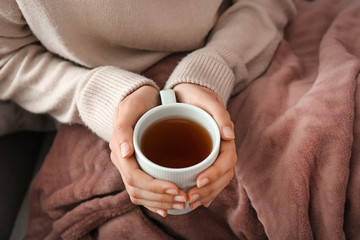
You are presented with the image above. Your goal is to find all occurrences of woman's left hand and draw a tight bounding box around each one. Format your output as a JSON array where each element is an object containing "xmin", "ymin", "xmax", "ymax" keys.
[{"xmin": 173, "ymin": 83, "xmax": 237, "ymax": 210}]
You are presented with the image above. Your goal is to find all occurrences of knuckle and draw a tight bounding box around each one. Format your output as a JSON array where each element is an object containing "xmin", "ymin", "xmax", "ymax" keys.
[
  {"xmin": 130, "ymin": 196, "xmax": 140, "ymax": 205},
  {"xmin": 109, "ymin": 139, "xmax": 116, "ymax": 151},
  {"xmin": 148, "ymin": 181, "xmax": 164, "ymax": 194},
  {"xmin": 213, "ymin": 109, "xmax": 231, "ymax": 126},
  {"xmin": 223, "ymin": 112, "xmax": 233, "ymax": 126},
  {"xmin": 230, "ymin": 154, "xmax": 237, "ymax": 165},
  {"xmin": 227, "ymin": 169, "xmax": 235, "ymax": 183},
  {"xmin": 159, "ymin": 194, "xmax": 172, "ymax": 203},
  {"xmin": 211, "ymin": 166, "xmax": 223, "ymax": 180},
  {"xmin": 123, "ymin": 173, "xmax": 134, "ymax": 186},
  {"xmin": 147, "ymin": 185, "xmax": 158, "ymax": 194},
  {"xmin": 113, "ymin": 125, "xmax": 128, "ymax": 136},
  {"xmin": 126, "ymin": 186, "xmax": 138, "ymax": 198},
  {"xmin": 157, "ymin": 202, "xmax": 173, "ymax": 210}
]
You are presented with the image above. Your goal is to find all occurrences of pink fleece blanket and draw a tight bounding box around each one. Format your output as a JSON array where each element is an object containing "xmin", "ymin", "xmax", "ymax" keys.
[{"xmin": 25, "ymin": 0, "xmax": 360, "ymax": 239}]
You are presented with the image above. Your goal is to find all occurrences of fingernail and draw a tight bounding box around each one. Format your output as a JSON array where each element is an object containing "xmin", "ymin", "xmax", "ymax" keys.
[
  {"xmin": 173, "ymin": 203, "xmax": 185, "ymax": 210},
  {"xmin": 204, "ymin": 200, "xmax": 213, "ymax": 208},
  {"xmin": 189, "ymin": 194, "xmax": 200, "ymax": 203},
  {"xmin": 120, "ymin": 142, "xmax": 131, "ymax": 158},
  {"xmin": 223, "ymin": 126, "xmax": 235, "ymax": 139},
  {"xmin": 197, "ymin": 178, "xmax": 209, "ymax": 188},
  {"xmin": 190, "ymin": 201, "xmax": 202, "ymax": 210},
  {"xmin": 165, "ymin": 189, "xmax": 178, "ymax": 195},
  {"xmin": 156, "ymin": 209, "xmax": 166, "ymax": 217},
  {"xmin": 174, "ymin": 195, "xmax": 186, "ymax": 202}
]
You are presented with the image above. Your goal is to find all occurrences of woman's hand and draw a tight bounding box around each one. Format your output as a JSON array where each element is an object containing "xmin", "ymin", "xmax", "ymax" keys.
[
  {"xmin": 109, "ymin": 86, "xmax": 187, "ymax": 217},
  {"xmin": 173, "ymin": 83, "xmax": 237, "ymax": 210}
]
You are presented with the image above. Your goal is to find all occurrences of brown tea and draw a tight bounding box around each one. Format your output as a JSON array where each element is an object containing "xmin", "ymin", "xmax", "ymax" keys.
[{"xmin": 140, "ymin": 117, "xmax": 213, "ymax": 168}]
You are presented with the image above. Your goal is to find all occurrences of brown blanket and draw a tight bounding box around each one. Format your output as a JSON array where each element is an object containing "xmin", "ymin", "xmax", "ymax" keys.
[{"xmin": 25, "ymin": 0, "xmax": 360, "ymax": 239}]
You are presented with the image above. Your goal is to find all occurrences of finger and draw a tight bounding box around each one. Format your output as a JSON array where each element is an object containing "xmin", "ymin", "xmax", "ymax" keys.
[
  {"xmin": 112, "ymin": 103, "xmax": 146, "ymax": 158},
  {"xmin": 122, "ymin": 165, "xmax": 181, "ymax": 195},
  {"xmin": 204, "ymin": 200, "xmax": 213, "ymax": 208},
  {"xmin": 196, "ymin": 98, "xmax": 235, "ymax": 141},
  {"xmin": 145, "ymin": 207, "xmax": 168, "ymax": 218},
  {"xmin": 130, "ymin": 194, "xmax": 187, "ymax": 211},
  {"xmin": 188, "ymin": 168, "xmax": 234, "ymax": 210},
  {"xmin": 111, "ymin": 152, "xmax": 187, "ymax": 209},
  {"xmin": 110, "ymin": 152, "xmax": 180, "ymax": 195},
  {"xmin": 126, "ymin": 185, "xmax": 187, "ymax": 205},
  {"xmin": 174, "ymin": 85, "xmax": 235, "ymax": 140},
  {"xmin": 112, "ymin": 86, "xmax": 159, "ymax": 158},
  {"xmin": 187, "ymin": 140, "xmax": 236, "ymax": 209},
  {"xmin": 111, "ymin": 151, "xmax": 188, "ymax": 212},
  {"xmin": 195, "ymin": 140, "xmax": 237, "ymax": 188},
  {"xmin": 190, "ymin": 167, "xmax": 234, "ymax": 202}
]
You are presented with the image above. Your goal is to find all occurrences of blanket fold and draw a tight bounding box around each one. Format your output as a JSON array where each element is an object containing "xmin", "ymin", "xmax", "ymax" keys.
[{"xmin": 25, "ymin": 0, "xmax": 360, "ymax": 239}]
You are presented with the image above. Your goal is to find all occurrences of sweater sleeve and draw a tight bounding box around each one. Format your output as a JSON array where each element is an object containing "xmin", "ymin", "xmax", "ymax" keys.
[
  {"xmin": 0, "ymin": 2, "xmax": 159, "ymax": 141},
  {"xmin": 165, "ymin": 0, "xmax": 296, "ymax": 105}
]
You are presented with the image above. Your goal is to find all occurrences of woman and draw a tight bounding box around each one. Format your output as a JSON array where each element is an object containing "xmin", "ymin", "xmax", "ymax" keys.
[{"xmin": 0, "ymin": 0, "xmax": 295, "ymax": 217}]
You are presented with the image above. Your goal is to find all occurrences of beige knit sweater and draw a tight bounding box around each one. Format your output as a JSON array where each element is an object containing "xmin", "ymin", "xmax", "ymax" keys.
[{"xmin": 0, "ymin": 0, "xmax": 295, "ymax": 141}]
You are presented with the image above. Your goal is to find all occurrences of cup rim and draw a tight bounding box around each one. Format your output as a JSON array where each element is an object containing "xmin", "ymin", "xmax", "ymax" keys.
[{"xmin": 133, "ymin": 102, "xmax": 221, "ymax": 173}]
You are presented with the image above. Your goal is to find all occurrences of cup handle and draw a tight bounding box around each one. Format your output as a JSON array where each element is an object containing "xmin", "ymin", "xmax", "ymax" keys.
[{"xmin": 160, "ymin": 89, "xmax": 177, "ymax": 105}]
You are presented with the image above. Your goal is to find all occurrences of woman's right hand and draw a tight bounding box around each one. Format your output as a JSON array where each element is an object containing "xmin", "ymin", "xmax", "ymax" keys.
[{"xmin": 109, "ymin": 86, "xmax": 187, "ymax": 217}]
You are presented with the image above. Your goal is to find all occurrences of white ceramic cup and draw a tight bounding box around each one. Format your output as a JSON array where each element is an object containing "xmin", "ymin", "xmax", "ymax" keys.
[{"xmin": 133, "ymin": 89, "xmax": 221, "ymax": 215}]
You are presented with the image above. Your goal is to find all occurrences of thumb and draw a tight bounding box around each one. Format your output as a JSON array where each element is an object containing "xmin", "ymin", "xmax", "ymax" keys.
[{"xmin": 110, "ymin": 86, "xmax": 159, "ymax": 159}]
